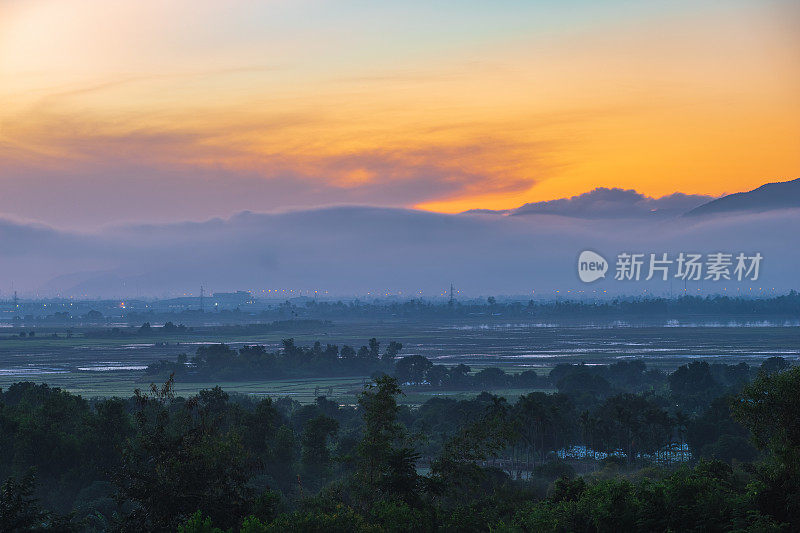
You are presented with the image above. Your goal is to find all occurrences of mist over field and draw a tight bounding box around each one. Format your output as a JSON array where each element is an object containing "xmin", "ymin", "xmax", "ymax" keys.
[{"xmin": 0, "ymin": 204, "xmax": 796, "ymax": 297}]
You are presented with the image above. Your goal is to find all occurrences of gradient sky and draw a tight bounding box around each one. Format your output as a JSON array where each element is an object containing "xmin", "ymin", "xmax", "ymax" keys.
[{"xmin": 1, "ymin": 0, "xmax": 798, "ymax": 229}]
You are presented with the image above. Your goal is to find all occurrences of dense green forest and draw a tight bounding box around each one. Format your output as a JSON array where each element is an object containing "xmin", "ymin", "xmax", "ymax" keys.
[{"xmin": 1, "ymin": 348, "xmax": 798, "ymax": 531}]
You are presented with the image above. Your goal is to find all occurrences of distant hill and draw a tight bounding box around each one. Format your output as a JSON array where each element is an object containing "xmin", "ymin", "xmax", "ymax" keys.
[{"xmin": 684, "ymin": 178, "xmax": 800, "ymax": 217}]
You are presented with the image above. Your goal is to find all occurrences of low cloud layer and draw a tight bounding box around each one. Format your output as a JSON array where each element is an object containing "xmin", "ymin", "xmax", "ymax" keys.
[
  {"xmin": 507, "ymin": 188, "xmax": 714, "ymax": 218},
  {"xmin": 0, "ymin": 205, "xmax": 797, "ymax": 298}
]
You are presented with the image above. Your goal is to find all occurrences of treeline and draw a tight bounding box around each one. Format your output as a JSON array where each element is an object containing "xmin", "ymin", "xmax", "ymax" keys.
[
  {"xmin": 14, "ymin": 291, "xmax": 800, "ymax": 327},
  {"xmin": 1, "ymin": 359, "xmax": 799, "ymax": 531},
  {"xmin": 145, "ymin": 338, "xmax": 403, "ymax": 380},
  {"xmin": 84, "ymin": 320, "xmax": 329, "ymax": 339},
  {"xmin": 285, "ymin": 291, "xmax": 800, "ymax": 320},
  {"xmin": 146, "ymin": 338, "xmax": 789, "ymax": 404}
]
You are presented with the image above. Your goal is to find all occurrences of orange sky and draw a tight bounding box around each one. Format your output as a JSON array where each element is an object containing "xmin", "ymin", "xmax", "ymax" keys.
[{"xmin": 0, "ymin": 0, "xmax": 798, "ymax": 226}]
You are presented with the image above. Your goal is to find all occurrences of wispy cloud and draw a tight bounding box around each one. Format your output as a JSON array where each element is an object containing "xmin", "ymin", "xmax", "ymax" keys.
[{"xmin": 0, "ymin": 100, "xmax": 563, "ymax": 227}]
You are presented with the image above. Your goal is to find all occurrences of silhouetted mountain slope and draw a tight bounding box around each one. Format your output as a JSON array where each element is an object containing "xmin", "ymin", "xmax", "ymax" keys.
[{"xmin": 684, "ymin": 178, "xmax": 800, "ymax": 217}]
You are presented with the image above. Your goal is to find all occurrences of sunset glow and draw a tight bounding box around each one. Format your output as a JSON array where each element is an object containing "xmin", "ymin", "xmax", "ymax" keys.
[{"xmin": 1, "ymin": 0, "xmax": 798, "ymax": 227}]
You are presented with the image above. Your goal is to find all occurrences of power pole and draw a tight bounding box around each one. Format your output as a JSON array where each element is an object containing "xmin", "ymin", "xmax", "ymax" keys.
[{"xmin": 200, "ymin": 285, "xmax": 204, "ymax": 313}]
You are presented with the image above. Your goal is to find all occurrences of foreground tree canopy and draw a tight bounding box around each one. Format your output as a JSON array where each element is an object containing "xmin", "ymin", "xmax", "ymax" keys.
[{"xmin": 0, "ymin": 355, "xmax": 798, "ymax": 531}]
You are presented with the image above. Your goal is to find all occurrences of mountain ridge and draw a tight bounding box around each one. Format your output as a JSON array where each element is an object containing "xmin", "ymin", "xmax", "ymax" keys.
[{"xmin": 684, "ymin": 178, "xmax": 800, "ymax": 217}]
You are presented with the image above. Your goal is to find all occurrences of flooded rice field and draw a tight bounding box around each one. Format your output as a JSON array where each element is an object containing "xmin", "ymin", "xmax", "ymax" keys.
[{"xmin": 0, "ymin": 319, "xmax": 796, "ymax": 398}]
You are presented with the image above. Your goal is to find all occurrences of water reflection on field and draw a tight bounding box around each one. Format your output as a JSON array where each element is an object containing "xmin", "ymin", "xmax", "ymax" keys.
[{"xmin": 0, "ymin": 319, "xmax": 796, "ymax": 398}]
